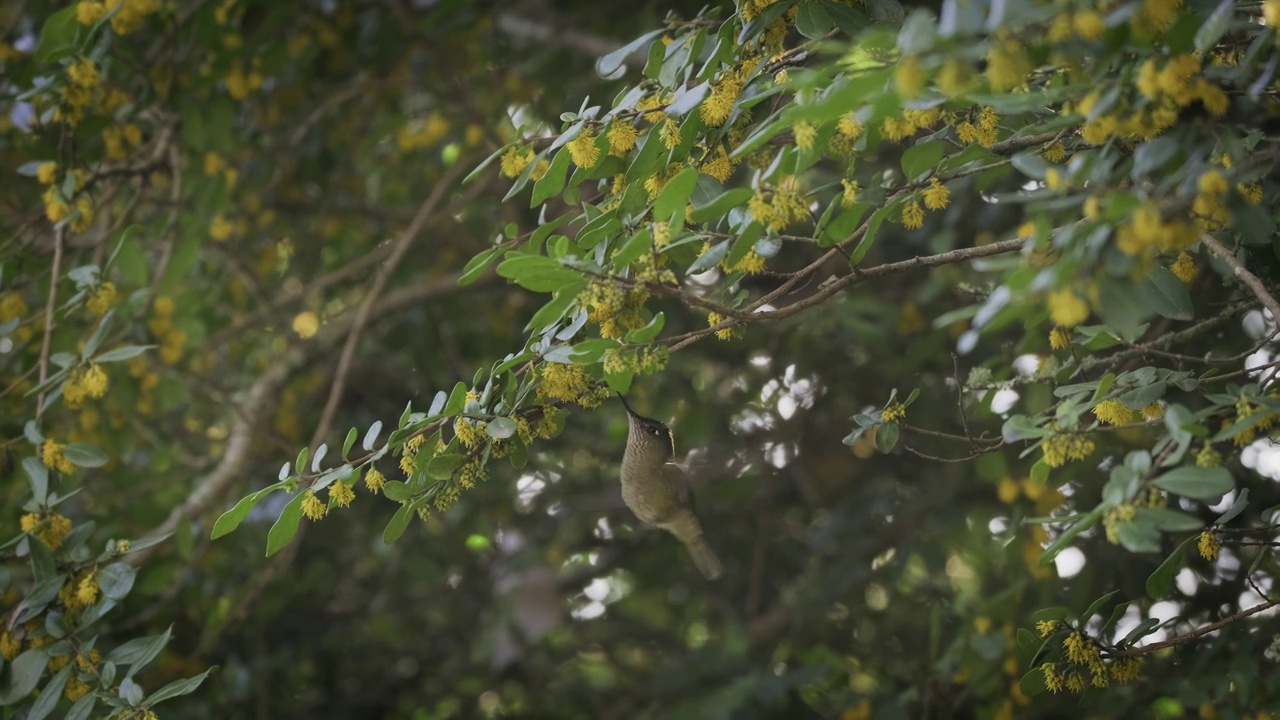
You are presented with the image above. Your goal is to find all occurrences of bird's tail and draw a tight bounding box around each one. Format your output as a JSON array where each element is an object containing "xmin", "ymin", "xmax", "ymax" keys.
[{"xmin": 663, "ymin": 514, "xmax": 724, "ymax": 580}]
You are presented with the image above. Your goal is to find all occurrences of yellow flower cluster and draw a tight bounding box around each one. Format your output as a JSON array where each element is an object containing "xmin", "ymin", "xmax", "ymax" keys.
[
  {"xmin": 20, "ymin": 511, "xmax": 74, "ymax": 550},
  {"xmin": 748, "ymin": 175, "xmax": 808, "ymax": 231},
  {"xmin": 1133, "ymin": 0, "xmax": 1184, "ymax": 36},
  {"xmin": 900, "ymin": 201, "xmax": 925, "ymax": 230},
  {"xmin": 77, "ymin": 0, "xmax": 159, "ymax": 35},
  {"xmin": 643, "ymin": 163, "xmax": 683, "ymax": 200},
  {"xmin": 101, "ymin": 123, "xmax": 143, "ymax": 160},
  {"xmin": 840, "ymin": 179, "xmax": 860, "ymax": 208},
  {"xmin": 1035, "ymin": 620, "xmax": 1060, "ymax": 638},
  {"xmin": 601, "ymin": 346, "xmax": 668, "ymax": 375},
  {"xmin": 923, "ymin": 177, "xmax": 950, "ymax": 210},
  {"xmin": 42, "ymin": 439, "xmax": 76, "ymax": 474},
  {"xmin": 536, "ymin": 362, "xmax": 609, "ymax": 408},
  {"xmin": 87, "ymin": 281, "xmax": 117, "ymax": 317},
  {"xmin": 1092, "ymin": 399, "xmax": 1136, "ymax": 426},
  {"xmin": 1197, "ymin": 530, "xmax": 1220, "ymax": 561},
  {"xmin": 792, "ymin": 121, "xmax": 816, "ymax": 150},
  {"xmin": 1047, "ymin": 288, "xmax": 1089, "ymax": 327},
  {"xmin": 1049, "ymin": 326, "xmax": 1070, "ymax": 350},
  {"xmin": 636, "ymin": 91, "xmax": 671, "ymax": 124},
  {"xmin": 1115, "ymin": 203, "xmax": 1198, "ymax": 259},
  {"xmin": 148, "ymin": 296, "xmax": 187, "ymax": 364},
  {"xmin": 1048, "ymin": 10, "xmax": 1106, "ymax": 42},
  {"xmin": 986, "ymin": 36, "xmax": 1031, "ymax": 91},
  {"xmin": 578, "ymin": 280, "xmax": 648, "ymax": 340},
  {"xmin": 937, "ymin": 59, "xmax": 972, "ymax": 97},
  {"xmin": 395, "ymin": 113, "xmax": 450, "ymax": 151},
  {"xmin": 500, "ymin": 145, "xmax": 536, "ymax": 178},
  {"xmin": 1196, "ymin": 443, "xmax": 1221, "ymax": 467},
  {"xmin": 895, "ymin": 55, "xmax": 924, "ymax": 98},
  {"xmin": 567, "ymin": 128, "xmax": 601, "ymax": 168},
  {"xmin": 955, "ymin": 106, "xmax": 1000, "ymax": 147},
  {"xmin": 607, "ymin": 121, "xmax": 639, "ymax": 156},
  {"xmin": 1193, "ymin": 169, "xmax": 1230, "ymax": 230},
  {"xmin": 64, "ymin": 364, "xmax": 109, "ymax": 408},
  {"xmin": 0, "ymin": 631, "xmax": 20, "ymax": 660},
  {"xmin": 454, "ymin": 417, "xmax": 488, "ymax": 449},
  {"xmin": 329, "ymin": 481, "xmax": 355, "ymax": 508},
  {"xmin": 1042, "ymin": 142, "xmax": 1067, "ymax": 163},
  {"xmin": 881, "ymin": 107, "xmax": 943, "ymax": 143},
  {"xmin": 699, "ymin": 144, "xmax": 737, "ymax": 183},
  {"xmin": 1040, "ymin": 429, "xmax": 1095, "ymax": 468},
  {"xmin": 364, "ymin": 467, "xmax": 386, "ymax": 492},
  {"xmin": 882, "ymin": 402, "xmax": 906, "ymax": 422},
  {"xmin": 1170, "ymin": 252, "xmax": 1197, "ymax": 283},
  {"xmin": 302, "ymin": 491, "xmax": 326, "ymax": 520},
  {"xmin": 57, "ymin": 568, "xmax": 99, "ymax": 615},
  {"xmin": 706, "ymin": 311, "xmax": 741, "ymax": 341},
  {"xmin": 457, "ymin": 457, "xmax": 487, "ymax": 490},
  {"xmin": 700, "ymin": 56, "xmax": 759, "ymax": 127}
]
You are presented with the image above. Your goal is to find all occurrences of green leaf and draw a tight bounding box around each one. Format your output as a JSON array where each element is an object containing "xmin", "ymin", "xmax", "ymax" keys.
[
  {"xmin": 612, "ymin": 228, "xmax": 652, "ymax": 269},
  {"xmin": 65, "ymin": 695, "xmax": 97, "ymax": 720},
  {"xmin": 1153, "ymin": 465, "xmax": 1234, "ymax": 501},
  {"xmin": 688, "ymin": 239, "xmax": 729, "ymax": 273},
  {"xmin": 1018, "ymin": 666, "xmax": 1046, "ymax": 698},
  {"xmin": 876, "ymin": 421, "xmax": 899, "ymax": 453},
  {"xmin": 531, "ymin": 149, "xmax": 571, "ymax": 207},
  {"xmin": 795, "ymin": 2, "xmax": 834, "ymax": 39},
  {"xmin": 901, "ymin": 140, "xmax": 945, "ymax": 181},
  {"xmin": 1216, "ymin": 487, "xmax": 1249, "ymax": 525},
  {"xmin": 822, "ymin": 203, "xmax": 870, "ymax": 245},
  {"xmin": 34, "ymin": 6, "xmax": 80, "ymax": 63},
  {"xmin": 1038, "ymin": 510, "xmax": 1101, "ymax": 566},
  {"xmin": 606, "ymin": 368, "xmax": 634, "ymax": 395},
  {"xmin": 62, "ymin": 442, "xmax": 108, "ymax": 468},
  {"xmin": 1079, "ymin": 589, "xmax": 1121, "ymax": 624},
  {"xmin": 596, "ymin": 28, "xmax": 666, "ymax": 76},
  {"xmin": 383, "ymin": 501, "xmax": 416, "ymax": 545},
  {"xmin": 486, "ymin": 417, "xmax": 517, "ymax": 439},
  {"xmin": 464, "ymin": 143, "xmax": 514, "ymax": 185},
  {"xmin": 82, "ymin": 310, "xmax": 113, "ymax": 359},
  {"xmin": 0, "ymin": 647, "xmax": 50, "ymax": 705},
  {"xmin": 105, "ymin": 626, "xmax": 172, "ymax": 677},
  {"xmin": 625, "ymin": 312, "xmax": 665, "ymax": 343},
  {"xmin": 1131, "ymin": 135, "xmax": 1180, "ymax": 178},
  {"xmin": 97, "ymin": 563, "xmax": 136, "ymax": 600},
  {"xmin": 1139, "ymin": 267, "xmax": 1193, "ymax": 321},
  {"xmin": 93, "ymin": 345, "xmax": 153, "ymax": 363},
  {"xmin": 496, "ymin": 254, "xmax": 580, "ymax": 292},
  {"xmin": 341, "ymin": 427, "xmax": 358, "ymax": 459},
  {"xmin": 27, "ymin": 665, "xmax": 71, "ymax": 720},
  {"xmin": 212, "ymin": 489, "xmax": 270, "ymax": 539},
  {"xmin": 265, "ymin": 493, "xmax": 306, "ymax": 557},
  {"xmin": 146, "ymin": 667, "xmax": 216, "ymax": 705},
  {"xmin": 1146, "ymin": 536, "xmax": 1193, "ymax": 599},
  {"xmin": 459, "ymin": 247, "xmax": 501, "ymax": 285},
  {"xmin": 654, "ymin": 167, "xmax": 700, "ymax": 221},
  {"xmin": 444, "ymin": 382, "xmax": 468, "ymax": 416},
  {"xmin": 690, "ymin": 188, "xmax": 752, "ymax": 224},
  {"xmin": 23, "ymin": 457, "xmax": 48, "ymax": 505},
  {"xmin": 849, "ymin": 204, "xmax": 890, "ymax": 266},
  {"xmin": 1115, "ymin": 515, "xmax": 1161, "ymax": 553},
  {"xmin": 363, "ymin": 420, "xmax": 384, "ymax": 451},
  {"xmin": 1138, "ymin": 507, "xmax": 1203, "ymax": 532},
  {"xmin": 1194, "ymin": 0, "xmax": 1234, "ymax": 53},
  {"xmin": 426, "ymin": 453, "xmax": 465, "ymax": 481}
]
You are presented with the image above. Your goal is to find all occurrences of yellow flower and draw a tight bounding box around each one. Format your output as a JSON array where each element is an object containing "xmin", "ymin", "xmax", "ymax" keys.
[
  {"xmin": 567, "ymin": 127, "xmax": 601, "ymax": 168},
  {"xmin": 292, "ymin": 311, "xmax": 320, "ymax": 339},
  {"xmin": 1047, "ymin": 288, "xmax": 1088, "ymax": 328},
  {"xmin": 81, "ymin": 364, "xmax": 109, "ymax": 398},
  {"xmin": 537, "ymin": 362, "xmax": 609, "ymax": 408},
  {"xmin": 21, "ymin": 511, "xmax": 74, "ymax": 549},
  {"xmin": 67, "ymin": 57, "xmax": 100, "ymax": 89},
  {"xmin": 699, "ymin": 145, "xmax": 735, "ymax": 183},
  {"xmin": 997, "ymin": 477, "xmax": 1020, "ymax": 503},
  {"xmin": 836, "ymin": 113, "xmax": 864, "ymax": 140},
  {"xmin": 1073, "ymin": 11, "xmax": 1105, "ymax": 40},
  {"xmin": 1049, "ymin": 326, "xmax": 1070, "ymax": 349},
  {"xmin": 730, "ymin": 250, "xmax": 766, "ymax": 275},
  {"xmin": 1042, "ymin": 142, "xmax": 1067, "ymax": 163},
  {"xmin": 793, "ymin": 121, "xmax": 816, "ymax": 150},
  {"xmin": 499, "ymin": 146, "xmax": 533, "ymax": 178},
  {"xmin": 364, "ymin": 467, "xmax": 386, "ymax": 492},
  {"xmin": 895, "ymin": 55, "xmax": 924, "ymax": 98},
  {"xmin": 301, "ymin": 491, "xmax": 326, "ymax": 520},
  {"xmin": 0, "ymin": 291, "xmax": 29, "ymax": 322},
  {"xmin": 204, "ymin": 152, "xmax": 226, "ymax": 176},
  {"xmin": 329, "ymin": 481, "xmax": 355, "ymax": 508},
  {"xmin": 937, "ymin": 59, "xmax": 971, "ymax": 97},
  {"xmin": 209, "ymin": 213, "xmax": 235, "ymax": 241},
  {"xmin": 606, "ymin": 122, "xmax": 638, "ymax": 155},
  {"xmin": 1141, "ymin": 402, "xmax": 1165, "ymax": 420},
  {"xmin": 75, "ymin": 569, "xmax": 99, "ymax": 606},
  {"xmin": 37, "ymin": 162, "xmax": 57, "ymax": 184},
  {"xmin": 840, "ymin": 179, "xmax": 860, "ymax": 208},
  {"xmin": 659, "ymin": 117, "xmax": 681, "ymax": 150},
  {"xmin": 41, "ymin": 439, "xmax": 76, "ymax": 474},
  {"xmin": 706, "ymin": 311, "xmax": 736, "ymax": 341},
  {"xmin": 1197, "ymin": 169, "xmax": 1228, "ymax": 196},
  {"xmin": 454, "ymin": 417, "xmax": 487, "ymax": 449},
  {"xmin": 1093, "ymin": 399, "xmax": 1136, "ymax": 426},
  {"xmin": 882, "ymin": 402, "xmax": 906, "ymax": 421},
  {"xmin": 900, "ymin": 200, "xmax": 925, "ymax": 230},
  {"xmin": 700, "ymin": 78, "xmax": 738, "ymax": 127},
  {"xmin": 986, "ymin": 37, "xmax": 1031, "ymax": 91},
  {"xmin": 87, "ymin": 282, "xmax": 117, "ymax": 317},
  {"xmin": 77, "ymin": 1, "xmax": 107, "ymax": 24},
  {"xmin": 1035, "ymin": 620, "xmax": 1058, "ymax": 638},
  {"xmin": 1197, "ymin": 530, "xmax": 1219, "ymax": 560},
  {"xmin": 1041, "ymin": 430, "xmax": 1095, "ymax": 468},
  {"xmin": 923, "ymin": 177, "xmax": 949, "ymax": 210}
]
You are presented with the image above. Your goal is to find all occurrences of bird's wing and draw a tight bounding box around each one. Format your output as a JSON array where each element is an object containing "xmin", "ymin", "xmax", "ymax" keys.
[{"xmin": 662, "ymin": 462, "xmax": 693, "ymax": 509}]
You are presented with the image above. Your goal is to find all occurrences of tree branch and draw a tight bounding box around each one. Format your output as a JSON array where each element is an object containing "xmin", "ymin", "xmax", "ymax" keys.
[{"xmin": 1201, "ymin": 233, "xmax": 1280, "ymax": 324}]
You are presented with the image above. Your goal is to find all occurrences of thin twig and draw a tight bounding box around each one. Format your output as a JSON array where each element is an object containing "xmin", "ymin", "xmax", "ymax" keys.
[
  {"xmin": 1107, "ymin": 599, "xmax": 1280, "ymax": 658},
  {"xmin": 35, "ymin": 226, "xmax": 66, "ymax": 420}
]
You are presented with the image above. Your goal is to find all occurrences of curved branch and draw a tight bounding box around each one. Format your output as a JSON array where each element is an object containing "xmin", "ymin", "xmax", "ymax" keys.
[
  {"xmin": 1201, "ymin": 233, "xmax": 1280, "ymax": 324},
  {"xmin": 1107, "ymin": 599, "xmax": 1280, "ymax": 658}
]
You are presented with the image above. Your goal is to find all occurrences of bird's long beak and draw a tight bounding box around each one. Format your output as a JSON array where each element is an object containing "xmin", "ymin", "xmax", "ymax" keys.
[{"xmin": 617, "ymin": 393, "xmax": 638, "ymax": 417}]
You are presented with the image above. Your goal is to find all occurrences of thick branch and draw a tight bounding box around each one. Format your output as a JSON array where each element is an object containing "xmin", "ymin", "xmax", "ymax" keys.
[{"xmin": 1201, "ymin": 233, "xmax": 1280, "ymax": 324}]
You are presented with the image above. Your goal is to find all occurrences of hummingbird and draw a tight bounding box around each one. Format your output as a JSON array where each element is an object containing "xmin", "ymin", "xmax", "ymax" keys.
[{"xmin": 617, "ymin": 395, "xmax": 724, "ymax": 580}]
